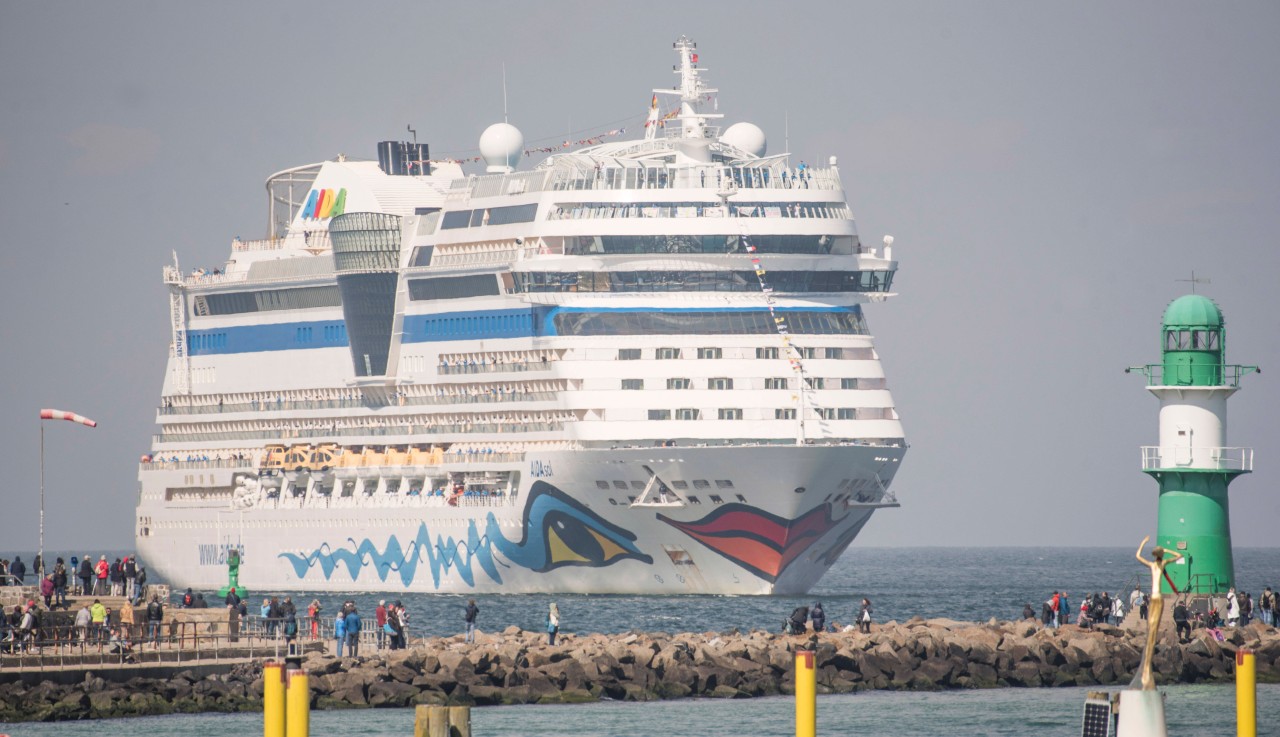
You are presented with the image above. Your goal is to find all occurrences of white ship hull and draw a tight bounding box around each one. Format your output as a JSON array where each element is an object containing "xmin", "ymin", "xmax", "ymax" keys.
[
  {"xmin": 137, "ymin": 445, "xmax": 901, "ymax": 595},
  {"xmin": 136, "ymin": 38, "xmax": 910, "ymax": 598}
]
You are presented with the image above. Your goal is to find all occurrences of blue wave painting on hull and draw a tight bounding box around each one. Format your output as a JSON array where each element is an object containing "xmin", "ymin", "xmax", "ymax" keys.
[{"xmin": 277, "ymin": 481, "xmax": 652, "ymax": 588}]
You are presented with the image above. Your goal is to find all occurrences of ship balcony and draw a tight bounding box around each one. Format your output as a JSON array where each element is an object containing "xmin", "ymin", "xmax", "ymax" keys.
[{"xmin": 1140, "ymin": 446, "xmax": 1253, "ymax": 472}]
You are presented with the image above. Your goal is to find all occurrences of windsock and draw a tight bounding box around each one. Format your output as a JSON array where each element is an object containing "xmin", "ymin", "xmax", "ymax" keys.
[{"xmin": 39, "ymin": 409, "xmax": 98, "ymax": 428}]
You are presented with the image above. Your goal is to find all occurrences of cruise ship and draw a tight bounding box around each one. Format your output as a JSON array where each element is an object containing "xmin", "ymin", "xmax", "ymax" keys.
[{"xmin": 136, "ymin": 37, "xmax": 907, "ymax": 595}]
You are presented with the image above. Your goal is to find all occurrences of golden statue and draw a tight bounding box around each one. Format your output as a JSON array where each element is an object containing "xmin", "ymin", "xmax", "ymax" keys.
[{"xmin": 1133, "ymin": 535, "xmax": 1182, "ymax": 690}]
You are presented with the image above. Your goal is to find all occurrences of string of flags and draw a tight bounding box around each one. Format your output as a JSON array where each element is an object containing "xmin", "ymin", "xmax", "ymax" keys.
[{"xmin": 743, "ymin": 236, "xmax": 807, "ymax": 379}]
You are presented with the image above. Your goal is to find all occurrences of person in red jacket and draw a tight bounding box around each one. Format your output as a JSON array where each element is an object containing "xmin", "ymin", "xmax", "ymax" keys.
[
  {"xmin": 375, "ymin": 600, "xmax": 388, "ymax": 650},
  {"xmin": 94, "ymin": 556, "xmax": 110, "ymax": 596}
]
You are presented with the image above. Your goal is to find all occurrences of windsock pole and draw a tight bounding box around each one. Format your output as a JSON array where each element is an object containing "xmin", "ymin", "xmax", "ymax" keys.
[{"xmin": 38, "ymin": 409, "xmax": 97, "ymax": 575}]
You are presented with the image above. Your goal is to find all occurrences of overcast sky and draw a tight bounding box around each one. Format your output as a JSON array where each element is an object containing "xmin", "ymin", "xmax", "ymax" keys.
[{"xmin": 2, "ymin": 2, "xmax": 1277, "ymax": 555}]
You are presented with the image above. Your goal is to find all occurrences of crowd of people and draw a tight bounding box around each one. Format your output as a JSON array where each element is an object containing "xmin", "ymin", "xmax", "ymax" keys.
[
  {"xmin": 1, "ymin": 554, "xmax": 151, "ymax": 605},
  {"xmin": 1024, "ymin": 584, "xmax": 1278, "ymax": 639},
  {"xmin": 783, "ymin": 599, "xmax": 873, "ymax": 635}
]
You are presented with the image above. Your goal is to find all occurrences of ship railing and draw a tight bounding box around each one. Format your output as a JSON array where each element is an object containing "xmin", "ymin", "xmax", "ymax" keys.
[
  {"xmin": 1139, "ymin": 446, "xmax": 1253, "ymax": 472},
  {"xmin": 139, "ymin": 458, "xmax": 254, "ymax": 471},
  {"xmin": 545, "ymin": 202, "xmax": 849, "ymax": 221},
  {"xmin": 158, "ymin": 392, "xmax": 560, "ymax": 416},
  {"xmin": 287, "ymin": 489, "xmax": 517, "ymax": 509},
  {"xmin": 428, "ymin": 247, "xmax": 539, "ymax": 267},
  {"xmin": 1126, "ymin": 363, "xmax": 1260, "ymax": 387},
  {"xmin": 544, "ymin": 164, "xmax": 841, "ymax": 193},
  {"xmin": 0, "ymin": 621, "xmax": 326, "ymax": 672},
  {"xmin": 233, "ymin": 231, "xmax": 332, "ymax": 253},
  {"xmin": 153, "ymin": 422, "xmax": 567, "ymax": 444},
  {"xmin": 437, "ymin": 360, "xmax": 555, "ymax": 376}
]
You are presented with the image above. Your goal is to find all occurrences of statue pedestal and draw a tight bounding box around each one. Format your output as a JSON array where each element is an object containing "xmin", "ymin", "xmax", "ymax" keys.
[{"xmin": 1116, "ymin": 689, "xmax": 1167, "ymax": 737}]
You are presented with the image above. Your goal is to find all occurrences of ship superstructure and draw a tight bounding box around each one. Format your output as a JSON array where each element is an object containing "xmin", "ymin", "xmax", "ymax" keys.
[{"xmin": 137, "ymin": 37, "xmax": 907, "ymax": 594}]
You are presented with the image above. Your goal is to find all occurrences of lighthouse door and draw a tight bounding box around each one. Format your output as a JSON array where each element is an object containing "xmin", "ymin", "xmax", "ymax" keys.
[{"xmin": 1174, "ymin": 425, "xmax": 1192, "ymax": 466}]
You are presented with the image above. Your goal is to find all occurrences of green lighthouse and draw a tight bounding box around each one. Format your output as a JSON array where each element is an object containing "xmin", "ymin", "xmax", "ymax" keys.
[{"xmin": 1130, "ymin": 295, "xmax": 1258, "ymax": 594}]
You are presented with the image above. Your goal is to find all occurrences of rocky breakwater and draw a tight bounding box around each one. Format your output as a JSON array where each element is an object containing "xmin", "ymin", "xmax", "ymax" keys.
[{"xmin": 1, "ymin": 618, "xmax": 1277, "ymax": 721}]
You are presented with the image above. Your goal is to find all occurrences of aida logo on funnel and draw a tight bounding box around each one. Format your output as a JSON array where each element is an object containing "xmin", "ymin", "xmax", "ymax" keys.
[{"xmin": 299, "ymin": 187, "xmax": 347, "ymax": 220}]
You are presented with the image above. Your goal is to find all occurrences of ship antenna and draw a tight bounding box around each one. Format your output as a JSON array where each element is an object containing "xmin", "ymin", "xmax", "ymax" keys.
[
  {"xmin": 502, "ymin": 62, "xmax": 509, "ymax": 124},
  {"xmin": 406, "ymin": 124, "xmax": 417, "ymax": 145}
]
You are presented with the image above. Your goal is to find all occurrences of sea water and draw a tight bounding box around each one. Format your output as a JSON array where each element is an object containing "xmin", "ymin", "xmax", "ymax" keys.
[
  {"xmin": 10, "ymin": 684, "xmax": 1280, "ymax": 736},
  {"xmin": 110, "ymin": 546, "xmax": 1280, "ymax": 636}
]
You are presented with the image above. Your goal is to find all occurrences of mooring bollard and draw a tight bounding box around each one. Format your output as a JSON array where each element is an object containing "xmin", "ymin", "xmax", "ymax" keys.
[
  {"xmin": 263, "ymin": 662, "xmax": 285, "ymax": 737},
  {"xmin": 795, "ymin": 649, "xmax": 815, "ymax": 737},
  {"xmin": 415, "ymin": 704, "xmax": 471, "ymax": 737},
  {"xmin": 286, "ymin": 668, "xmax": 310, "ymax": 737},
  {"xmin": 1237, "ymin": 648, "xmax": 1256, "ymax": 737}
]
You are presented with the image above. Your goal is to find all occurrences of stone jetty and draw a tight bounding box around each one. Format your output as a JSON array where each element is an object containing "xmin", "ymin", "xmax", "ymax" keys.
[{"xmin": 1, "ymin": 618, "xmax": 1276, "ymax": 722}]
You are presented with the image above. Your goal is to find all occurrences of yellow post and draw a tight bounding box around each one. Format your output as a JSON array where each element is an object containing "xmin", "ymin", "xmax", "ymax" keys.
[
  {"xmin": 1237, "ymin": 648, "xmax": 1256, "ymax": 737},
  {"xmin": 263, "ymin": 662, "xmax": 285, "ymax": 737},
  {"xmin": 285, "ymin": 668, "xmax": 310, "ymax": 737},
  {"xmin": 795, "ymin": 649, "xmax": 816, "ymax": 737}
]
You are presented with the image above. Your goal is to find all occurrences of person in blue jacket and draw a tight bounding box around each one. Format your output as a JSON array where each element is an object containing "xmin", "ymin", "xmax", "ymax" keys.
[
  {"xmin": 334, "ymin": 610, "xmax": 347, "ymax": 658},
  {"xmin": 344, "ymin": 605, "xmax": 362, "ymax": 658}
]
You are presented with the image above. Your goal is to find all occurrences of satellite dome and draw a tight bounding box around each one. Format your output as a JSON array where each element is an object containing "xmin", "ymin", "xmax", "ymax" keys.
[
  {"xmin": 721, "ymin": 122, "xmax": 767, "ymax": 157},
  {"xmin": 479, "ymin": 123, "xmax": 524, "ymax": 173}
]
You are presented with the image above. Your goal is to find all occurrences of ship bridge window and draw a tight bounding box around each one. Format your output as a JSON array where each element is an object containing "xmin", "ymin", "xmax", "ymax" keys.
[
  {"xmin": 596, "ymin": 480, "xmax": 610, "ymax": 490},
  {"xmin": 765, "ymin": 378, "xmax": 788, "ymax": 390},
  {"xmin": 670, "ymin": 480, "xmax": 689, "ymax": 490},
  {"xmin": 617, "ymin": 348, "xmax": 642, "ymax": 360},
  {"xmin": 687, "ymin": 495, "xmax": 701, "ymax": 504},
  {"xmin": 612, "ymin": 481, "xmax": 629, "ymax": 490},
  {"xmin": 715, "ymin": 480, "xmax": 735, "ymax": 488},
  {"xmin": 198, "ymin": 286, "xmax": 342, "ymax": 315},
  {"xmin": 667, "ymin": 378, "xmax": 691, "ymax": 390},
  {"xmin": 693, "ymin": 480, "xmax": 711, "ymax": 489},
  {"xmin": 441, "ymin": 210, "xmax": 473, "ymax": 229},
  {"xmin": 409, "ymin": 246, "xmax": 434, "ymax": 267},
  {"xmin": 408, "ymin": 274, "xmax": 502, "ymax": 300},
  {"xmin": 550, "ymin": 309, "xmax": 868, "ymax": 337},
  {"xmin": 648, "ymin": 409, "xmax": 672, "ymax": 420},
  {"xmin": 698, "ymin": 348, "xmax": 723, "ymax": 359},
  {"xmin": 621, "ymin": 379, "xmax": 644, "ymax": 390},
  {"xmin": 675, "ymin": 408, "xmax": 701, "ymax": 420},
  {"xmin": 718, "ymin": 408, "xmax": 743, "ymax": 420},
  {"xmin": 485, "ymin": 204, "xmax": 539, "ymax": 226},
  {"xmin": 708, "ymin": 378, "xmax": 733, "ymax": 390},
  {"xmin": 656, "ymin": 347, "xmax": 682, "ymax": 360},
  {"xmin": 757, "ymin": 347, "xmax": 779, "ymax": 359}
]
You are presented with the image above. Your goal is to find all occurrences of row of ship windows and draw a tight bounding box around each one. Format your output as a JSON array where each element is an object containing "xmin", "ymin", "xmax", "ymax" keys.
[
  {"xmin": 618, "ymin": 347, "xmax": 874, "ymax": 361},
  {"xmin": 646, "ymin": 408, "xmax": 895, "ymax": 420},
  {"xmin": 509, "ymin": 270, "xmax": 893, "ymax": 294},
  {"xmin": 621, "ymin": 377, "xmax": 887, "ymax": 391}
]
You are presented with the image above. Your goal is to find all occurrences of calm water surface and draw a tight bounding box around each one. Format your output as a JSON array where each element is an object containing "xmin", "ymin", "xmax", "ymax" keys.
[{"xmin": 10, "ymin": 684, "xmax": 1278, "ymax": 736}]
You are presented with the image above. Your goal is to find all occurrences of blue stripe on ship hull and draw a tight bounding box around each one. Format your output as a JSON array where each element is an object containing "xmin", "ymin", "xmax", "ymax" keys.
[
  {"xmin": 182, "ymin": 305, "xmax": 859, "ymax": 355},
  {"xmin": 186, "ymin": 320, "xmax": 348, "ymax": 355}
]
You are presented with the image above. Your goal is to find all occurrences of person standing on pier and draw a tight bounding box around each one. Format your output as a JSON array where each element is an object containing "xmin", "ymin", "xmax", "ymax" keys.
[
  {"xmin": 120, "ymin": 599, "xmax": 136, "ymax": 648},
  {"xmin": 308, "ymin": 599, "xmax": 322, "ymax": 640},
  {"xmin": 334, "ymin": 609, "xmax": 347, "ymax": 658},
  {"xmin": 464, "ymin": 599, "xmax": 480, "ymax": 643},
  {"xmin": 546, "ymin": 602, "xmax": 560, "ymax": 646},
  {"xmin": 375, "ymin": 600, "xmax": 387, "ymax": 650},
  {"xmin": 123, "ymin": 556, "xmax": 138, "ymax": 601},
  {"xmin": 810, "ymin": 602, "xmax": 826, "ymax": 633},
  {"xmin": 75, "ymin": 602, "xmax": 91, "ymax": 644},
  {"xmin": 9, "ymin": 556, "xmax": 25, "ymax": 585},
  {"xmin": 858, "ymin": 599, "xmax": 873, "ymax": 633},
  {"xmin": 146, "ymin": 596, "xmax": 164, "ymax": 645},
  {"xmin": 1261, "ymin": 587, "xmax": 1276, "ymax": 627},
  {"xmin": 52, "ymin": 558, "xmax": 68, "ymax": 608},
  {"xmin": 94, "ymin": 556, "xmax": 109, "ymax": 596},
  {"xmin": 79, "ymin": 556, "xmax": 93, "ymax": 598},
  {"xmin": 90, "ymin": 599, "xmax": 107, "ymax": 643},
  {"xmin": 345, "ymin": 605, "xmax": 362, "ymax": 657}
]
